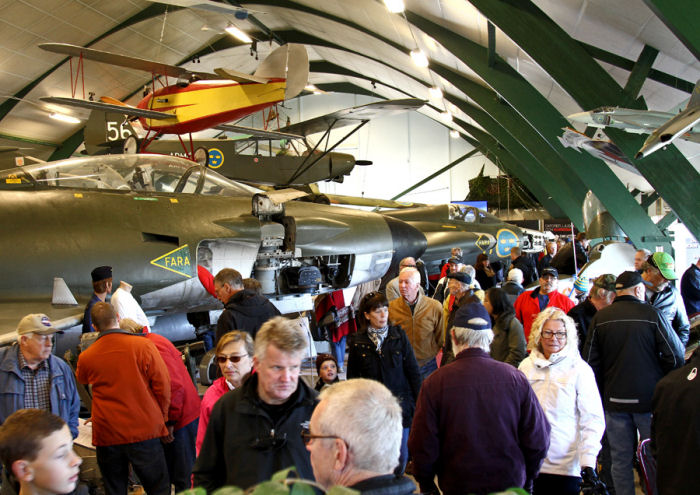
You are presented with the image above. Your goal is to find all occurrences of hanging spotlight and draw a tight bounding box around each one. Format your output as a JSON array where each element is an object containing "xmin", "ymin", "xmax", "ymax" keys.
[
  {"xmin": 49, "ymin": 113, "xmax": 80, "ymax": 124},
  {"xmin": 450, "ymin": 129, "xmax": 460, "ymax": 139},
  {"xmin": 383, "ymin": 0, "xmax": 405, "ymax": 13},
  {"xmin": 225, "ymin": 25, "xmax": 253, "ymax": 43},
  {"xmin": 410, "ymin": 49, "xmax": 429, "ymax": 67},
  {"xmin": 428, "ymin": 86, "xmax": 443, "ymax": 101}
]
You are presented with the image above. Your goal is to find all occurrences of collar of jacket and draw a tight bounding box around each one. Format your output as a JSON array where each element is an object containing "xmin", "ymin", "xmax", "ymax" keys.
[
  {"xmin": 356, "ymin": 326, "xmax": 401, "ymax": 344},
  {"xmin": 612, "ymin": 294, "xmax": 644, "ymax": 304},
  {"xmin": 454, "ymin": 347, "xmax": 490, "ymax": 360},
  {"xmin": 0, "ymin": 344, "xmax": 61, "ymax": 376},
  {"xmin": 529, "ymin": 286, "xmax": 543, "ymax": 299},
  {"xmin": 95, "ymin": 328, "xmax": 145, "ymax": 341},
  {"xmin": 237, "ymin": 372, "xmax": 317, "ymax": 416}
]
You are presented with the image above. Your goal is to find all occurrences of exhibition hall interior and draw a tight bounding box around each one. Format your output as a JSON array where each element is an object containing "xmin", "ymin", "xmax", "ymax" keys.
[{"xmin": 0, "ymin": 1, "xmax": 698, "ymax": 495}]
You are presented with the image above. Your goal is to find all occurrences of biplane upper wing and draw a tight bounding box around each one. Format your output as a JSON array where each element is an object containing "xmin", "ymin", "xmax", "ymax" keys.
[
  {"xmin": 41, "ymin": 96, "xmax": 174, "ymax": 120},
  {"xmin": 278, "ymin": 98, "xmax": 425, "ymax": 136},
  {"xmin": 214, "ymin": 123, "xmax": 303, "ymax": 140}
]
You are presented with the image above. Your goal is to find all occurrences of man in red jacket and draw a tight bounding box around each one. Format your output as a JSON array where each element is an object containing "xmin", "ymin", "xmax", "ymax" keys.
[
  {"xmin": 514, "ymin": 267, "xmax": 575, "ymax": 341},
  {"xmin": 76, "ymin": 303, "xmax": 171, "ymax": 495}
]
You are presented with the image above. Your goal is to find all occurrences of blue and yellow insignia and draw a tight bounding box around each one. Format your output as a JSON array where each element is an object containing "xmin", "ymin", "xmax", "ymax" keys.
[
  {"xmin": 150, "ymin": 244, "xmax": 193, "ymax": 278},
  {"xmin": 495, "ymin": 229, "xmax": 519, "ymax": 257},
  {"xmin": 207, "ymin": 148, "xmax": 224, "ymax": 169}
]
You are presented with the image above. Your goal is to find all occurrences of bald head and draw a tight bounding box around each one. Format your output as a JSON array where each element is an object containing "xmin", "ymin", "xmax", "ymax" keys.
[{"xmin": 91, "ymin": 302, "xmax": 118, "ymax": 332}]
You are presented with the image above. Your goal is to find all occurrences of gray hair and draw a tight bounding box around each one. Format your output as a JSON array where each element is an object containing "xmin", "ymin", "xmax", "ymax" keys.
[
  {"xmin": 452, "ymin": 323, "xmax": 494, "ymax": 352},
  {"xmin": 398, "ymin": 266, "xmax": 420, "ymax": 283},
  {"xmin": 462, "ymin": 265, "xmax": 476, "ymax": 278},
  {"xmin": 528, "ymin": 307, "xmax": 578, "ymax": 354},
  {"xmin": 637, "ymin": 248, "xmax": 652, "ymax": 258},
  {"xmin": 214, "ymin": 268, "xmax": 243, "ymax": 289},
  {"xmin": 507, "ymin": 268, "xmax": 524, "ymax": 284},
  {"xmin": 589, "ymin": 285, "xmax": 615, "ymax": 304},
  {"xmin": 318, "ymin": 379, "xmax": 402, "ymax": 474},
  {"xmin": 254, "ymin": 316, "xmax": 307, "ymax": 360}
]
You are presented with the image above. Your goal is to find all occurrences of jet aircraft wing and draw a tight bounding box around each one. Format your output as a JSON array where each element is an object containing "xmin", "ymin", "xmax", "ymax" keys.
[
  {"xmin": 279, "ymin": 98, "xmax": 425, "ymax": 136},
  {"xmin": 41, "ymin": 96, "xmax": 174, "ymax": 120}
]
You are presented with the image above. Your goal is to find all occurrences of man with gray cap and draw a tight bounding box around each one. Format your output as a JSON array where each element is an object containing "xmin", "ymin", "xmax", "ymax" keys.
[
  {"xmin": 583, "ymin": 271, "xmax": 684, "ymax": 495},
  {"xmin": 409, "ymin": 303, "xmax": 550, "ymax": 495},
  {"xmin": 82, "ymin": 265, "xmax": 112, "ymax": 334},
  {"xmin": 0, "ymin": 314, "xmax": 80, "ymax": 438}
]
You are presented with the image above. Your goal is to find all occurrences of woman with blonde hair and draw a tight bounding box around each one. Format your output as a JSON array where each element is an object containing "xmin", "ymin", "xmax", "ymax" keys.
[{"xmin": 518, "ymin": 307, "xmax": 606, "ymax": 494}]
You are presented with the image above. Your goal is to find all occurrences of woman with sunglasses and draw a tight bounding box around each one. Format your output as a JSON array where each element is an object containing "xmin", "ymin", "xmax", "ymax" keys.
[
  {"xmin": 347, "ymin": 292, "xmax": 421, "ymax": 474},
  {"xmin": 518, "ymin": 307, "xmax": 605, "ymax": 494},
  {"xmin": 195, "ymin": 331, "xmax": 254, "ymax": 454}
]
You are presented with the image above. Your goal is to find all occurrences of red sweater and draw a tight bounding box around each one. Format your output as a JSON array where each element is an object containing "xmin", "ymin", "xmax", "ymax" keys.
[
  {"xmin": 76, "ymin": 330, "xmax": 170, "ymax": 446},
  {"xmin": 146, "ymin": 333, "xmax": 201, "ymax": 430},
  {"xmin": 514, "ymin": 288, "xmax": 575, "ymax": 341}
]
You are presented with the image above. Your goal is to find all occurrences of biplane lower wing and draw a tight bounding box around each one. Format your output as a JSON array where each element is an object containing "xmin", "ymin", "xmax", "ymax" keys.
[
  {"xmin": 41, "ymin": 97, "xmax": 174, "ymax": 121},
  {"xmin": 214, "ymin": 123, "xmax": 303, "ymax": 140}
]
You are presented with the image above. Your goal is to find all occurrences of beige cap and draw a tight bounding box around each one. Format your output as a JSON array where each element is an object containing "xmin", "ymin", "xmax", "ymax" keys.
[{"xmin": 16, "ymin": 314, "xmax": 61, "ymax": 336}]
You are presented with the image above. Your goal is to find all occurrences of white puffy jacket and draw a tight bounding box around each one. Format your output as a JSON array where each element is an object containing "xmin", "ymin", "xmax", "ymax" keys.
[{"xmin": 519, "ymin": 345, "xmax": 605, "ymax": 476}]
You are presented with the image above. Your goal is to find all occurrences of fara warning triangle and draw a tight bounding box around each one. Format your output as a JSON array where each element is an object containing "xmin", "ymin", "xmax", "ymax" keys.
[{"xmin": 150, "ymin": 244, "xmax": 193, "ymax": 278}]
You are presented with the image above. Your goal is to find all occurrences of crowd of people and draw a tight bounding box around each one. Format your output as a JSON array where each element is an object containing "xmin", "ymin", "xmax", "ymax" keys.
[{"xmin": 0, "ymin": 240, "xmax": 699, "ymax": 495}]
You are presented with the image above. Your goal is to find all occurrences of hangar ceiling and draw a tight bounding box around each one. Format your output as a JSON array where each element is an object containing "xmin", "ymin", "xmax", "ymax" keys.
[{"xmin": 0, "ymin": 0, "xmax": 698, "ymax": 246}]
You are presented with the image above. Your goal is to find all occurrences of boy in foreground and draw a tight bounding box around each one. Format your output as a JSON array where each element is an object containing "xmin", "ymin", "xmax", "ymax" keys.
[{"xmin": 0, "ymin": 409, "xmax": 82, "ymax": 495}]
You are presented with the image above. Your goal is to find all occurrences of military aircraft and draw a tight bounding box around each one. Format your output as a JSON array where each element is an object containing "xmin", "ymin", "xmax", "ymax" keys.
[
  {"xmin": 567, "ymin": 80, "xmax": 700, "ymax": 158},
  {"xmin": 39, "ymin": 42, "xmax": 309, "ymax": 159},
  {"xmin": 557, "ymin": 127, "xmax": 638, "ymax": 175},
  {"xmin": 82, "ymin": 96, "xmax": 425, "ymax": 186}
]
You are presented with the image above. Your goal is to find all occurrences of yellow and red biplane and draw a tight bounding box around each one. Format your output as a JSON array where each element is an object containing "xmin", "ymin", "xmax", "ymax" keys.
[{"xmin": 39, "ymin": 42, "xmax": 309, "ymax": 156}]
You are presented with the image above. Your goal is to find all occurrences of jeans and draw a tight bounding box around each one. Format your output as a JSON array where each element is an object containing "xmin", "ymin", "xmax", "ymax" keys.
[
  {"xmin": 96, "ymin": 437, "xmax": 170, "ymax": 495},
  {"xmin": 418, "ymin": 358, "xmax": 438, "ymax": 382},
  {"xmin": 163, "ymin": 419, "xmax": 198, "ymax": 492},
  {"xmin": 330, "ymin": 335, "xmax": 347, "ymax": 370},
  {"xmin": 397, "ymin": 427, "xmax": 410, "ymax": 475},
  {"xmin": 605, "ymin": 411, "xmax": 651, "ymax": 495}
]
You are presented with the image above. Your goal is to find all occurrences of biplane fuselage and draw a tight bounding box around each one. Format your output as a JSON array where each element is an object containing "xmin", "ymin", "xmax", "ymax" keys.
[{"xmin": 138, "ymin": 78, "xmax": 287, "ymax": 134}]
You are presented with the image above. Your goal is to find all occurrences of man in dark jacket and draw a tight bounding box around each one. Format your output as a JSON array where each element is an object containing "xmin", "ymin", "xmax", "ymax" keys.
[
  {"xmin": 642, "ymin": 252, "xmax": 690, "ymax": 346},
  {"xmin": 651, "ymin": 347, "xmax": 700, "ymax": 495},
  {"xmin": 510, "ymin": 247, "xmax": 538, "ymax": 286},
  {"xmin": 583, "ymin": 271, "xmax": 684, "ymax": 495},
  {"xmin": 550, "ymin": 232, "xmax": 589, "ymax": 275},
  {"xmin": 193, "ymin": 316, "xmax": 317, "ymax": 491},
  {"xmin": 307, "ymin": 379, "xmax": 416, "ymax": 495},
  {"xmin": 568, "ymin": 274, "xmax": 616, "ymax": 352},
  {"xmin": 409, "ymin": 304, "xmax": 550, "ymax": 495},
  {"xmin": 213, "ymin": 268, "xmax": 280, "ymax": 342},
  {"xmin": 680, "ymin": 258, "xmax": 700, "ymax": 318}
]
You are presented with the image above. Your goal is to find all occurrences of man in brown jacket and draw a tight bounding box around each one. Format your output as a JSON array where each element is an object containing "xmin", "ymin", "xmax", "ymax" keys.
[
  {"xmin": 77, "ymin": 302, "xmax": 171, "ymax": 495},
  {"xmin": 389, "ymin": 268, "xmax": 444, "ymax": 381}
]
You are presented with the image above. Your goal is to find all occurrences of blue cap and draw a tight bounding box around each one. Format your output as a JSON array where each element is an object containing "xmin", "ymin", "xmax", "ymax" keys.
[{"xmin": 453, "ymin": 303, "xmax": 491, "ymax": 331}]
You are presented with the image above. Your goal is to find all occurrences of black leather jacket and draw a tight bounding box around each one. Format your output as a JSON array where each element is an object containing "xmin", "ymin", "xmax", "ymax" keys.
[{"xmin": 649, "ymin": 284, "xmax": 690, "ymax": 346}]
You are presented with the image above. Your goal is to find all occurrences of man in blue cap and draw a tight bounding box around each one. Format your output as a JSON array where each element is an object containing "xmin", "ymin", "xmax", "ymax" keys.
[
  {"xmin": 82, "ymin": 266, "xmax": 112, "ymax": 334},
  {"xmin": 409, "ymin": 303, "xmax": 550, "ymax": 495}
]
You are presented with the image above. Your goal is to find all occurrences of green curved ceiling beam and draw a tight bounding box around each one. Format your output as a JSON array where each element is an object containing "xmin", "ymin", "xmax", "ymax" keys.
[
  {"xmin": 643, "ymin": 0, "xmax": 700, "ymax": 59},
  {"xmin": 466, "ymin": 0, "xmax": 696, "ymax": 243},
  {"xmin": 405, "ymin": 9, "xmax": 668, "ymax": 248},
  {"xmin": 0, "ymin": 3, "xmax": 181, "ymax": 123}
]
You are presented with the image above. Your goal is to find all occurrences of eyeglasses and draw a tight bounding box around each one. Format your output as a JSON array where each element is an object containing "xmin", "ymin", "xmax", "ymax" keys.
[
  {"xmin": 216, "ymin": 354, "xmax": 248, "ymax": 364},
  {"xmin": 30, "ymin": 334, "xmax": 53, "ymax": 344},
  {"xmin": 541, "ymin": 330, "xmax": 567, "ymax": 340},
  {"xmin": 300, "ymin": 431, "xmax": 343, "ymax": 445}
]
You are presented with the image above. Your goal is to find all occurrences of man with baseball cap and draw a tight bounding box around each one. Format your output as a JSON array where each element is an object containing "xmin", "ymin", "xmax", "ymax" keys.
[
  {"xmin": 568, "ymin": 274, "xmax": 617, "ymax": 353},
  {"xmin": 409, "ymin": 304, "xmax": 550, "ymax": 494},
  {"xmin": 514, "ymin": 267, "xmax": 575, "ymax": 341},
  {"xmin": 0, "ymin": 314, "xmax": 80, "ymax": 438},
  {"xmin": 583, "ymin": 271, "xmax": 684, "ymax": 495},
  {"xmin": 82, "ymin": 265, "xmax": 113, "ymax": 334},
  {"xmin": 642, "ymin": 252, "xmax": 690, "ymax": 346}
]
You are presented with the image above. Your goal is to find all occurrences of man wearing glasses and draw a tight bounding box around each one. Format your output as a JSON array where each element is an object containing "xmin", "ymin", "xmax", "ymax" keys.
[
  {"xmin": 0, "ymin": 314, "xmax": 80, "ymax": 439},
  {"xmin": 305, "ymin": 379, "xmax": 416, "ymax": 494},
  {"xmin": 194, "ymin": 316, "xmax": 317, "ymax": 491},
  {"xmin": 583, "ymin": 271, "xmax": 684, "ymax": 495}
]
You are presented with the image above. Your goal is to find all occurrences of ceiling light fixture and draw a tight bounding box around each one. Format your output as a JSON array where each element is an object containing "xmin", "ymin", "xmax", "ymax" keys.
[
  {"xmin": 450, "ymin": 129, "xmax": 460, "ymax": 139},
  {"xmin": 410, "ymin": 49, "xmax": 429, "ymax": 68},
  {"xmin": 225, "ymin": 25, "xmax": 253, "ymax": 43},
  {"xmin": 440, "ymin": 111, "xmax": 453, "ymax": 123},
  {"xmin": 383, "ymin": 0, "xmax": 405, "ymax": 13},
  {"xmin": 49, "ymin": 112, "xmax": 80, "ymax": 124},
  {"xmin": 428, "ymin": 86, "xmax": 443, "ymax": 101},
  {"xmin": 305, "ymin": 84, "xmax": 323, "ymax": 95}
]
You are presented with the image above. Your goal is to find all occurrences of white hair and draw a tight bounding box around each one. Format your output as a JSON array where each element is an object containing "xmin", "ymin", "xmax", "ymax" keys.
[
  {"xmin": 318, "ymin": 379, "xmax": 402, "ymax": 474},
  {"xmin": 463, "ymin": 265, "xmax": 476, "ymax": 278},
  {"xmin": 508, "ymin": 268, "xmax": 524, "ymax": 284},
  {"xmin": 452, "ymin": 322, "xmax": 494, "ymax": 352},
  {"xmin": 528, "ymin": 307, "xmax": 578, "ymax": 353},
  {"xmin": 398, "ymin": 266, "xmax": 420, "ymax": 284}
]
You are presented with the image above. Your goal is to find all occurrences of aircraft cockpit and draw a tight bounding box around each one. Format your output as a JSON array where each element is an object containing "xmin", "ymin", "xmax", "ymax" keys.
[
  {"xmin": 448, "ymin": 204, "xmax": 502, "ymax": 224},
  {"xmin": 0, "ymin": 155, "xmax": 259, "ymax": 197}
]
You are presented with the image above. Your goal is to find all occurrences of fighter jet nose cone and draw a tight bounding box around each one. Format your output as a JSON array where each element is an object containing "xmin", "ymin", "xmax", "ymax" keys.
[{"xmin": 635, "ymin": 151, "xmax": 644, "ymax": 159}]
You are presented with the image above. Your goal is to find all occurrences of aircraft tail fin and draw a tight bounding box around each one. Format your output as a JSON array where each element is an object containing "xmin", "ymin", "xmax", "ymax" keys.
[
  {"xmin": 52, "ymin": 277, "xmax": 78, "ymax": 306},
  {"xmin": 254, "ymin": 44, "xmax": 308, "ymax": 100},
  {"xmin": 84, "ymin": 110, "xmax": 138, "ymax": 155},
  {"xmin": 687, "ymin": 79, "xmax": 700, "ymax": 109}
]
